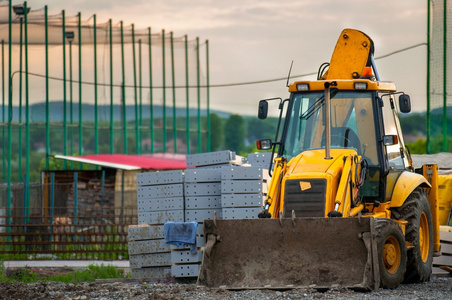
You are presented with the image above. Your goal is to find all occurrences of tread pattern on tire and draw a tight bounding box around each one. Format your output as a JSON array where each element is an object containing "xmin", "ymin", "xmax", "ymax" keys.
[
  {"xmin": 374, "ymin": 218, "xmax": 407, "ymax": 289},
  {"xmin": 392, "ymin": 187, "xmax": 433, "ymax": 283}
]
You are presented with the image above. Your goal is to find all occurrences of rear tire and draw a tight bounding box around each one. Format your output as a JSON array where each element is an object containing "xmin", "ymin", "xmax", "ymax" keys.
[
  {"xmin": 392, "ymin": 188, "xmax": 433, "ymax": 283},
  {"xmin": 375, "ymin": 218, "xmax": 407, "ymax": 289}
]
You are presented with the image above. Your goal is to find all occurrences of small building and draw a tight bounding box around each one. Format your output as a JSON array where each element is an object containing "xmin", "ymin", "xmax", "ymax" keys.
[{"xmin": 43, "ymin": 153, "xmax": 186, "ymax": 225}]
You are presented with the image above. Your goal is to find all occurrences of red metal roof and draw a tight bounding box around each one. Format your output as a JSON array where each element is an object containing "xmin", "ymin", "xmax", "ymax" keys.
[{"xmin": 54, "ymin": 153, "xmax": 186, "ymax": 170}]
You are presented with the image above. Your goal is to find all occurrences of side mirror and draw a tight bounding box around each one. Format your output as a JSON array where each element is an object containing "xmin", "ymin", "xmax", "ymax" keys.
[
  {"xmin": 256, "ymin": 139, "xmax": 272, "ymax": 150},
  {"xmin": 258, "ymin": 100, "xmax": 268, "ymax": 119},
  {"xmin": 399, "ymin": 94, "xmax": 411, "ymax": 113}
]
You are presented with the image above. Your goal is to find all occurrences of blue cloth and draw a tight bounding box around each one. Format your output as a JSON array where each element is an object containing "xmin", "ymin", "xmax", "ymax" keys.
[{"xmin": 164, "ymin": 221, "xmax": 198, "ymax": 253}]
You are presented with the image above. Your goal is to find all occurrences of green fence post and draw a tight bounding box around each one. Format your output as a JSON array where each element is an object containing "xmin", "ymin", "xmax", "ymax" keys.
[
  {"xmin": 148, "ymin": 27, "xmax": 154, "ymax": 153},
  {"xmin": 94, "ymin": 14, "xmax": 98, "ymax": 154},
  {"xmin": 170, "ymin": 32, "xmax": 177, "ymax": 153},
  {"xmin": 7, "ymin": 0, "xmax": 12, "ymax": 230},
  {"xmin": 45, "ymin": 5, "xmax": 49, "ymax": 169},
  {"xmin": 206, "ymin": 39, "xmax": 210, "ymax": 152},
  {"xmin": 69, "ymin": 27, "xmax": 74, "ymax": 169},
  {"xmin": 139, "ymin": 39, "xmax": 143, "ymax": 144},
  {"xmin": 132, "ymin": 24, "xmax": 139, "ymax": 154},
  {"xmin": 443, "ymin": 0, "xmax": 447, "ymax": 152},
  {"xmin": 78, "ymin": 12, "xmax": 83, "ymax": 166},
  {"xmin": 185, "ymin": 35, "xmax": 190, "ymax": 154},
  {"xmin": 62, "ymin": 10, "xmax": 67, "ymax": 169},
  {"xmin": 18, "ymin": 10, "xmax": 23, "ymax": 180},
  {"xmin": 24, "ymin": 1, "xmax": 30, "ymax": 210},
  {"xmin": 2, "ymin": 39, "xmax": 5, "ymax": 181},
  {"xmin": 162, "ymin": 29, "xmax": 167, "ymax": 153},
  {"xmin": 196, "ymin": 37, "xmax": 201, "ymax": 153},
  {"xmin": 120, "ymin": 21, "xmax": 127, "ymax": 154},
  {"xmin": 109, "ymin": 19, "xmax": 114, "ymax": 154}
]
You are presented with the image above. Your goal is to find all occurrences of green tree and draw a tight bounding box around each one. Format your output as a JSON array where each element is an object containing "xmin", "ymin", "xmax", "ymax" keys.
[
  {"xmin": 209, "ymin": 113, "xmax": 224, "ymax": 151},
  {"xmin": 399, "ymin": 114, "xmax": 427, "ymax": 136},
  {"xmin": 224, "ymin": 114, "xmax": 245, "ymax": 153},
  {"xmin": 406, "ymin": 136, "xmax": 452, "ymax": 154},
  {"xmin": 406, "ymin": 138, "xmax": 427, "ymax": 154},
  {"xmin": 38, "ymin": 155, "xmax": 65, "ymax": 172},
  {"xmin": 247, "ymin": 117, "xmax": 278, "ymax": 141},
  {"xmin": 430, "ymin": 135, "xmax": 452, "ymax": 153}
]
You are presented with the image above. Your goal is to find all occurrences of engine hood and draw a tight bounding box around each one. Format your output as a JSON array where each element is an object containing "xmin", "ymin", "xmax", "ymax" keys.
[{"xmin": 286, "ymin": 149, "xmax": 358, "ymax": 176}]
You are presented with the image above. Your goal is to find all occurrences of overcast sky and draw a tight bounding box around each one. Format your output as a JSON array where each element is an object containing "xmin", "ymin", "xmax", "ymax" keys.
[{"xmin": 17, "ymin": 0, "xmax": 427, "ymax": 115}]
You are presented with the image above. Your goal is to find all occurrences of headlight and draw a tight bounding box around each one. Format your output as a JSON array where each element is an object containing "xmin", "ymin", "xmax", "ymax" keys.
[
  {"xmin": 296, "ymin": 83, "xmax": 310, "ymax": 91},
  {"xmin": 256, "ymin": 139, "xmax": 272, "ymax": 150},
  {"xmin": 354, "ymin": 82, "xmax": 368, "ymax": 90}
]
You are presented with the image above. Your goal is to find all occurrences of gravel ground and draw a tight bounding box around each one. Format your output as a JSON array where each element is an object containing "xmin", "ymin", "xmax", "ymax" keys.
[{"xmin": 0, "ymin": 276, "xmax": 451, "ymax": 300}]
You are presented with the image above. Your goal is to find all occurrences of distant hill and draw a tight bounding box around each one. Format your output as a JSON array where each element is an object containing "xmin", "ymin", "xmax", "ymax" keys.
[
  {"xmin": 430, "ymin": 106, "xmax": 452, "ymax": 116},
  {"xmin": 1, "ymin": 102, "xmax": 449, "ymax": 126},
  {"xmin": 0, "ymin": 101, "xmax": 232, "ymax": 123}
]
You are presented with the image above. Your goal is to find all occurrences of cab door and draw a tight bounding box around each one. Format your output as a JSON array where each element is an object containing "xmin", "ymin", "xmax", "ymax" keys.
[{"xmin": 380, "ymin": 95, "xmax": 410, "ymax": 201}]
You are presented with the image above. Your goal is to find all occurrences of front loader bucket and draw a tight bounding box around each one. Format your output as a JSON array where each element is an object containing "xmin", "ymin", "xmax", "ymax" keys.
[{"xmin": 198, "ymin": 217, "xmax": 380, "ymax": 290}]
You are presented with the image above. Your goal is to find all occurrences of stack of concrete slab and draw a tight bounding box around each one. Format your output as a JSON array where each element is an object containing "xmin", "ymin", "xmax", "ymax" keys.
[
  {"xmin": 221, "ymin": 166, "xmax": 269, "ymax": 219},
  {"xmin": 184, "ymin": 168, "xmax": 222, "ymax": 222},
  {"xmin": 128, "ymin": 224, "xmax": 171, "ymax": 279},
  {"xmin": 184, "ymin": 151, "xmax": 247, "ymax": 224},
  {"xmin": 175, "ymin": 150, "xmax": 245, "ymax": 277},
  {"xmin": 433, "ymin": 226, "xmax": 452, "ymax": 275},
  {"xmin": 130, "ymin": 170, "xmax": 184, "ymax": 279},
  {"xmin": 129, "ymin": 150, "xmax": 270, "ymax": 279},
  {"xmin": 168, "ymin": 224, "xmax": 204, "ymax": 277},
  {"xmin": 186, "ymin": 150, "xmax": 246, "ymax": 169},
  {"xmin": 247, "ymin": 152, "xmax": 274, "ymax": 168},
  {"xmin": 136, "ymin": 170, "xmax": 185, "ymax": 225}
]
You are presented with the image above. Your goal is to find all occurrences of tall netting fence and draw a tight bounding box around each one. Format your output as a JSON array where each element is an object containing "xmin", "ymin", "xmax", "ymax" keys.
[
  {"xmin": 429, "ymin": 0, "xmax": 452, "ymax": 153},
  {"xmin": 0, "ymin": 170, "xmax": 137, "ymax": 260},
  {"xmin": 0, "ymin": 1, "xmax": 210, "ymax": 184}
]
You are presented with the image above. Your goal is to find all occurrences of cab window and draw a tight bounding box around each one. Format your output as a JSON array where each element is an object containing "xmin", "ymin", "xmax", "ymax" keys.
[
  {"xmin": 381, "ymin": 97, "xmax": 405, "ymax": 169},
  {"xmin": 283, "ymin": 91, "xmax": 379, "ymax": 165}
]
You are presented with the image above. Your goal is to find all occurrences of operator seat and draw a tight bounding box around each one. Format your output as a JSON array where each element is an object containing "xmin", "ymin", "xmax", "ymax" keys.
[{"xmin": 322, "ymin": 127, "xmax": 361, "ymax": 154}]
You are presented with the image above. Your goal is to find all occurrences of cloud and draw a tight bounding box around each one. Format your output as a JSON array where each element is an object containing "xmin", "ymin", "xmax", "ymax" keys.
[{"xmin": 14, "ymin": 0, "xmax": 429, "ymax": 114}]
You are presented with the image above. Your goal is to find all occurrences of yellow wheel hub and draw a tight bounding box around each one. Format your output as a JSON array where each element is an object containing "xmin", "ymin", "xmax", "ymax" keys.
[
  {"xmin": 419, "ymin": 212, "xmax": 430, "ymax": 263},
  {"xmin": 383, "ymin": 236, "xmax": 401, "ymax": 274}
]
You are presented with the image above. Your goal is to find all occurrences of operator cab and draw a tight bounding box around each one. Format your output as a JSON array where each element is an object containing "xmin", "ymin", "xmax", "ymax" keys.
[
  {"xmin": 257, "ymin": 80, "xmax": 412, "ymax": 204},
  {"xmin": 282, "ymin": 90, "xmax": 373, "ymax": 162}
]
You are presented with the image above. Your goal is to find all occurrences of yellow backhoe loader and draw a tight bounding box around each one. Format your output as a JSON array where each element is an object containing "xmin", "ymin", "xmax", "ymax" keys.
[{"xmin": 198, "ymin": 29, "xmax": 441, "ymax": 290}]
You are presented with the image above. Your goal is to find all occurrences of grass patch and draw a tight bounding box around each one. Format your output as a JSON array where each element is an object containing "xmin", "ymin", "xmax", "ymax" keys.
[
  {"xmin": 48, "ymin": 264, "xmax": 129, "ymax": 284},
  {"xmin": 0, "ymin": 263, "xmax": 130, "ymax": 284}
]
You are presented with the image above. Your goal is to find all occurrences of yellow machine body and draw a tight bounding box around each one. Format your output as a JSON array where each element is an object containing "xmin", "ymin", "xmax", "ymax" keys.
[{"xmin": 199, "ymin": 29, "xmax": 441, "ymax": 290}]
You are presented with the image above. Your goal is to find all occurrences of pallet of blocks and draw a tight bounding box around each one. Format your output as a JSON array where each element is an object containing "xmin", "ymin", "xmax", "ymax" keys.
[
  {"xmin": 221, "ymin": 166, "xmax": 269, "ymax": 219},
  {"xmin": 130, "ymin": 151, "xmax": 266, "ymax": 279},
  {"xmin": 128, "ymin": 224, "xmax": 171, "ymax": 279},
  {"xmin": 184, "ymin": 168, "xmax": 222, "ymax": 223},
  {"xmin": 136, "ymin": 170, "xmax": 185, "ymax": 225},
  {"xmin": 185, "ymin": 150, "xmax": 245, "ymax": 224},
  {"xmin": 169, "ymin": 223, "xmax": 205, "ymax": 278},
  {"xmin": 433, "ymin": 226, "xmax": 452, "ymax": 275},
  {"xmin": 129, "ymin": 170, "xmax": 184, "ymax": 279},
  {"xmin": 175, "ymin": 151, "xmax": 243, "ymax": 277}
]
